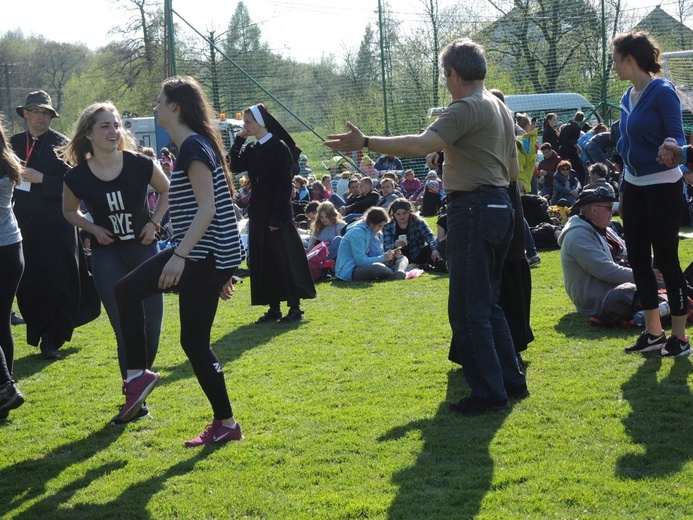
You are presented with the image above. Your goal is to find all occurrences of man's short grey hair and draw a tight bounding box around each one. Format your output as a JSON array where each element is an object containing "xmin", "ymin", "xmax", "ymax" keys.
[{"xmin": 439, "ymin": 38, "xmax": 487, "ymax": 82}]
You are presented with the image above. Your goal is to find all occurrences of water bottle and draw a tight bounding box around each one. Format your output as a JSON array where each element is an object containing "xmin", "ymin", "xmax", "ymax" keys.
[
  {"xmin": 659, "ymin": 301, "xmax": 671, "ymax": 318},
  {"xmin": 632, "ymin": 302, "xmax": 670, "ymax": 327},
  {"xmin": 633, "ymin": 311, "xmax": 645, "ymax": 327}
]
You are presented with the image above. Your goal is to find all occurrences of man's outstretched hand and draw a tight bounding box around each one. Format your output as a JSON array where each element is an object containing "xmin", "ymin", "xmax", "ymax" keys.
[{"xmin": 324, "ymin": 122, "xmax": 365, "ymax": 152}]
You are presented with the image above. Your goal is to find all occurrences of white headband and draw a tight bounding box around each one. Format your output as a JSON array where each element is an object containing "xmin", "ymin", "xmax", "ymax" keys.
[{"xmin": 250, "ymin": 105, "xmax": 265, "ymax": 127}]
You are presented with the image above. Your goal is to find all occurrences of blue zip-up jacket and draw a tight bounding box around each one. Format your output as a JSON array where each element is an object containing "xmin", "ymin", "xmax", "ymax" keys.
[
  {"xmin": 617, "ymin": 78, "xmax": 685, "ymax": 178},
  {"xmin": 335, "ymin": 221, "xmax": 385, "ymax": 281}
]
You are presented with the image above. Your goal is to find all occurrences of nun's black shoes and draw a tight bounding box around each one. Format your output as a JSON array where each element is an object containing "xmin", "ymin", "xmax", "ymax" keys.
[
  {"xmin": 255, "ymin": 309, "xmax": 283, "ymax": 324},
  {"xmin": 279, "ymin": 309, "xmax": 304, "ymax": 323}
]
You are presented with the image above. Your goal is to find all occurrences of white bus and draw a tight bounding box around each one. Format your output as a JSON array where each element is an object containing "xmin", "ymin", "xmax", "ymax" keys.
[{"xmin": 122, "ymin": 115, "xmax": 244, "ymax": 157}]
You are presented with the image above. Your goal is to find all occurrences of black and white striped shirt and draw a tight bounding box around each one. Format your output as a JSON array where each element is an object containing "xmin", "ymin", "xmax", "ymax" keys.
[{"xmin": 169, "ymin": 135, "xmax": 243, "ymax": 269}]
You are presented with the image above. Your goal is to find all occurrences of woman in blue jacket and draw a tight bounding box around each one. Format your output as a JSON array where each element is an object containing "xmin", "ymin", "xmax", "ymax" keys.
[
  {"xmin": 335, "ymin": 206, "xmax": 408, "ymax": 281},
  {"xmin": 613, "ymin": 31, "xmax": 689, "ymax": 357}
]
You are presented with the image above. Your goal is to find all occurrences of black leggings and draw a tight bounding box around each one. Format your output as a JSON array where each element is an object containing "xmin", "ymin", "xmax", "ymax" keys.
[
  {"xmin": 0, "ymin": 242, "xmax": 24, "ymax": 384},
  {"xmin": 115, "ymin": 248, "xmax": 236, "ymax": 419},
  {"xmin": 622, "ymin": 179, "xmax": 688, "ymax": 315}
]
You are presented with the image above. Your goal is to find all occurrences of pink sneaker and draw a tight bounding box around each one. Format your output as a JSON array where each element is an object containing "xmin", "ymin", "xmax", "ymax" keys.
[
  {"xmin": 184, "ymin": 419, "xmax": 244, "ymax": 447},
  {"xmin": 118, "ymin": 370, "xmax": 160, "ymax": 422}
]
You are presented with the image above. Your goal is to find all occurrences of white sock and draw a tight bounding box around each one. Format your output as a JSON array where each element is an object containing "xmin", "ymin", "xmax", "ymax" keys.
[{"xmin": 125, "ymin": 370, "xmax": 144, "ymax": 383}]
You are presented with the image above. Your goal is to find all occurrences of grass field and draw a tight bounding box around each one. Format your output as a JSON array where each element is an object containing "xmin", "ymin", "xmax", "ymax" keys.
[{"xmin": 2, "ymin": 237, "xmax": 693, "ymax": 519}]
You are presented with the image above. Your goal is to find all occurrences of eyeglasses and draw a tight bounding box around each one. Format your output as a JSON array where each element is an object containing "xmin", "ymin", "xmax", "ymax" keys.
[
  {"xmin": 560, "ymin": 167, "xmax": 570, "ymax": 171},
  {"xmin": 594, "ymin": 205, "xmax": 613, "ymax": 211},
  {"xmin": 26, "ymin": 109, "xmax": 52, "ymax": 117}
]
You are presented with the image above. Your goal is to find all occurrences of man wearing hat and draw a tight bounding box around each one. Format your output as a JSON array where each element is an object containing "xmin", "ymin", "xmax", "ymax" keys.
[
  {"xmin": 10, "ymin": 90, "xmax": 80, "ymax": 359},
  {"xmin": 298, "ymin": 154, "xmax": 312, "ymax": 177},
  {"xmin": 557, "ymin": 183, "xmax": 637, "ymax": 324}
]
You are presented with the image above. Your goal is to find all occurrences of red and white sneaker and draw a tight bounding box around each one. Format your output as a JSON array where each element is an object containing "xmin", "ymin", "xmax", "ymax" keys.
[
  {"xmin": 184, "ymin": 419, "xmax": 243, "ymax": 447},
  {"xmin": 118, "ymin": 370, "xmax": 160, "ymax": 422}
]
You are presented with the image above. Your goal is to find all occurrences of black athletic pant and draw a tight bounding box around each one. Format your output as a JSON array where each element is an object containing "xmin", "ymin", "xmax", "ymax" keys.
[
  {"xmin": 622, "ymin": 179, "xmax": 688, "ymax": 315},
  {"xmin": 0, "ymin": 241, "xmax": 24, "ymax": 385},
  {"xmin": 116, "ymin": 248, "xmax": 236, "ymax": 419}
]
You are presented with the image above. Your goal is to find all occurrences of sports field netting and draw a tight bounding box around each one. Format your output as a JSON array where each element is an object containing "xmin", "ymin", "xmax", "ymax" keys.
[{"xmin": 167, "ymin": 0, "xmax": 693, "ymax": 175}]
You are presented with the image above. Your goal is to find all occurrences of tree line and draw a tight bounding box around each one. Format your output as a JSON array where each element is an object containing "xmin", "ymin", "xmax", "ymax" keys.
[{"xmin": 1, "ymin": 0, "xmax": 690, "ymax": 162}]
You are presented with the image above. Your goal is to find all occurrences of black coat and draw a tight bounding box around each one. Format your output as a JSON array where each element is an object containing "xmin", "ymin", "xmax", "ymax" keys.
[
  {"xmin": 230, "ymin": 134, "xmax": 315, "ymax": 306},
  {"xmin": 10, "ymin": 128, "xmax": 81, "ymax": 345}
]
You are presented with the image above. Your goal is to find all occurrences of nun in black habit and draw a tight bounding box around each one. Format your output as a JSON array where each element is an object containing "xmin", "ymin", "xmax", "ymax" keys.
[{"xmin": 229, "ymin": 104, "xmax": 316, "ymax": 323}]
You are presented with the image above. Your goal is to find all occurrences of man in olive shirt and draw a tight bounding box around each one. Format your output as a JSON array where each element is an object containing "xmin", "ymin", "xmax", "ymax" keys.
[{"xmin": 325, "ymin": 38, "xmax": 527, "ymax": 415}]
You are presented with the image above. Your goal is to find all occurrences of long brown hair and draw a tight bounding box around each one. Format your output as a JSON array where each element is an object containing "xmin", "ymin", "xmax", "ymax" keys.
[
  {"xmin": 311, "ymin": 200, "xmax": 343, "ymax": 237},
  {"xmin": 161, "ymin": 76, "xmax": 235, "ymax": 196},
  {"xmin": 0, "ymin": 120, "xmax": 22, "ymax": 186},
  {"xmin": 60, "ymin": 102, "xmax": 136, "ymax": 165}
]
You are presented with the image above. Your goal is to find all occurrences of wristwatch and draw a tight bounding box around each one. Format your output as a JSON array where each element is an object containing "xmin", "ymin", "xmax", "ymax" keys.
[{"xmin": 363, "ymin": 137, "xmax": 369, "ymax": 152}]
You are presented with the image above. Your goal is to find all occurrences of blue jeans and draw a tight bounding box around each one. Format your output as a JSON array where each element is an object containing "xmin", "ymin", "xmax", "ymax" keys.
[
  {"xmin": 91, "ymin": 241, "xmax": 163, "ymax": 379},
  {"xmin": 524, "ymin": 218, "xmax": 537, "ymax": 257},
  {"xmin": 446, "ymin": 186, "xmax": 525, "ymax": 401}
]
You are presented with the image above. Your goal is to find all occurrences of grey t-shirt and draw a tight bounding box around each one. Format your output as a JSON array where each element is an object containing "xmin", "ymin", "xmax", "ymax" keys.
[{"xmin": 0, "ymin": 176, "xmax": 21, "ymax": 247}]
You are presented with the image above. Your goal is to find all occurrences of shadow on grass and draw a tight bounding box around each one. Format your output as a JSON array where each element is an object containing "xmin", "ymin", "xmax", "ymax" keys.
[
  {"xmin": 0, "ymin": 425, "xmax": 124, "ymax": 518},
  {"xmin": 152, "ymin": 320, "xmax": 296, "ymax": 387},
  {"xmin": 14, "ymin": 451, "xmax": 212, "ymax": 519},
  {"xmin": 12, "ymin": 346, "xmax": 82, "ymax": 383},
  {"xmin": 327, "ymin": 272, "xmax": 449, "ymax": 290},
  {"xmin": 554, "ymin": 312, "xmax": 636, "ymax": 340},
  {"xmin": 0, "ymin": 424, "xmax": 216, "ymax": 519},
  {"xmin": 377, "ymin": 369, "xmax": 509, "ymax": 519},
  {"xmin": 617, "ymin": 356, "xmax": 693, "ymax": 479}
]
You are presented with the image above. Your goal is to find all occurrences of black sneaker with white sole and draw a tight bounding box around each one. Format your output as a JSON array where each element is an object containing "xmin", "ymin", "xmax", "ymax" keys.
[
  {"xmin": 660, "ymin": 336, "xmax": 692, "ymax": 358},
  {"xmin": 624, "ymin": 331, "xmax": 667, "ymax": 354}
]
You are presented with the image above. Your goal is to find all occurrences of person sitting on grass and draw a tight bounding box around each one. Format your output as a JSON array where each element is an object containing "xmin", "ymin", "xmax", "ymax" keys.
[
  {"xmin": 311, "ymin": 180, "xmax": 329, "ymax": 201},
  {"xmin": 551, "ymin": 160, "xmax": 580, "ymax": 206},
  {"xmin": 339, "ymin": 176, "xmax": 379, "ymax": 219},
  {"xmin": 293, "ymin": 175, "xmax": 310, "ymax": 203},
  {"xmin": 382, "ymin": 198, "xmax": 443, "ymax": 270},
  {"xmin": 557, "ymin": 183, "xmax": 639, "ymax": 327},
  {"xmin": 376, "ymin": 177, "xmax": 399, "ymax": 210},
  {"xmin": 308, "ymin": 201, "xmax": 345, "ymax": 258},
  {"xmin": 401, "ymin": 169, "xmax": 421, "ymax": 199},
  {"xmin": 296, "ymin": 200, "xmax": 319, "ymax": 233},
  {"xmin": 335, "ymin": 206, "xmax": 408, "ymax": 281}
]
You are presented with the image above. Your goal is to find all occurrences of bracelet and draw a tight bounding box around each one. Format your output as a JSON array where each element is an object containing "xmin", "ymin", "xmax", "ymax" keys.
[
  {"xmin": 147, "ymin": 221, "xmax": 161, "ymax": 232},
  {"xmin": 683, "ymin": 146, "xmax": 689, "ymax": 168},
  {"xmin": 172, "ymin": 250, "xmax": 187, "ymax": 260}
]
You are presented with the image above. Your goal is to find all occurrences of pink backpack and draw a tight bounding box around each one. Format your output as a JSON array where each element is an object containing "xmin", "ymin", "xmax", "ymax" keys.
[{"xmin": 306, "ymin": 242, "xmax": 333, "ymax": 281}]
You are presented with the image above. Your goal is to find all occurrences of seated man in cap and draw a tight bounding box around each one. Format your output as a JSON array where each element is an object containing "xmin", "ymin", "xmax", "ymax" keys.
[{"xmin": 556, "ymin": 183, "xmax": 638, "ymax": 324}]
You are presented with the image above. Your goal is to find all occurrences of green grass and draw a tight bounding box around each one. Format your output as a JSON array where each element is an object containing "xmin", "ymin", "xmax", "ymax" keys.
[{"xmin": 3, "ymin": 238, "xmax": 693, "ymax": 519}]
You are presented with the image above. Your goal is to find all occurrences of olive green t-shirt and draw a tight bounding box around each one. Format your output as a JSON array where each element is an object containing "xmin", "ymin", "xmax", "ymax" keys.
[{"xmin": 428, "ymin": 89, "xmax": 516, "ymax": 193}]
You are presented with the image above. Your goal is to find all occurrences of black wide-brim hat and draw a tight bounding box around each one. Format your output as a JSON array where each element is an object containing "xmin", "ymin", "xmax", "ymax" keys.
[
  {"xmin": 16, "ymin": 90, "xmax": 59, "ymax": 119},
  {"xmin": 571, "ymin": 182, "xmax": 618, "ymax": 210}
]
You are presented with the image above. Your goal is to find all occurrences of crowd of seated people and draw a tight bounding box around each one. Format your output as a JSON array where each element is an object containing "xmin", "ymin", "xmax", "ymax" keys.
[
  {"xmin": 282, "ymin": 161, "xmax": 452, "ymax": 282},
  {"xmin": 382, "ymin": 198, "xmax": 445, "ymax": 271}
]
